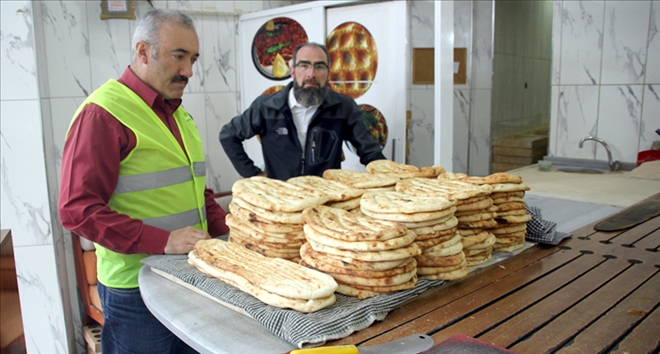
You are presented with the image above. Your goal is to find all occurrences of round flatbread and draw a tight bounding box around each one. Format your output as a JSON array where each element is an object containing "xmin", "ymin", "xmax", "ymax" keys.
[
  {"xmin": 366, "ymin": 160, "xmax": 444, "ymax": 178},
  {"xmin": 307, "ymin": 238, "xmax": 421, "ymax": 262},
  {"xmin": 228, "ymin": 202, "xmax": 303, "ymax": 233},
  {"xmin": 361, "ymin": 206, "xmax": 457, "ymax": 222},
  {"xmin": 287, "ymin": 175, "xmax": 364, "ymax": 202},
  {"xmin": 360, "ymin": 191, "xmax": 456, "ymax": 214},
  {"xmin": 323, "ymin": 169, "xmax": 400, "ymax": 189},
  {"xmin": 232, "ymin": 176, "xmax": 329, "ymax": 212},
  {"xmin": 231, "ymin": 197, "xmax": 303, "ymax": 224},
  {"xmin": 302, "ymin": 205, "xmax": 407, "ymax": 241},
  {"xmin": 396, "ymin": 178, "xmax": 493, "ymax": 200},
  {"xmin": 300, "ymin": 242, "xmax": 406, "ymax": 271},
  {"xmin": 304, "ymin": 225, "xmax": 416, "ymax": 252}
]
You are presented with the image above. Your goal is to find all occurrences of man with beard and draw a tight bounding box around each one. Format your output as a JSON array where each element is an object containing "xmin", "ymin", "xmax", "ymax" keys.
[
  {"xmin": 58, "ymin": 9, "xmax": 228, "ymax": 354},
  {"xmin": 219, "ymin": 42, "xmax": 386, "ymax": 181}
]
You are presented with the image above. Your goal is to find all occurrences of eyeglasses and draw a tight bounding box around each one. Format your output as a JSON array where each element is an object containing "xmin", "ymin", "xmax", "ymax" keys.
[{"xmin": 294, "ymin": 62, "xmax": 329, "ymax": 73}]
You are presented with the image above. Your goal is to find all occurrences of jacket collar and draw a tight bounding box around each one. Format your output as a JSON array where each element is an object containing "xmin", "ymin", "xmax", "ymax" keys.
[{"xmin": 263, "ymin": 82, "xmax": 341, "ymax": 111}]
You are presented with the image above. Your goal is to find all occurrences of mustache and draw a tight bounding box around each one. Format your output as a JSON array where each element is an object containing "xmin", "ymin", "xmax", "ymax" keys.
[
  {"xmin": 172, "ymin": 75, "xmax": 188, "ymax": 84},
  {"xmin": 303, "ymin": 78, "xmax": 320, "ymax": 86}
]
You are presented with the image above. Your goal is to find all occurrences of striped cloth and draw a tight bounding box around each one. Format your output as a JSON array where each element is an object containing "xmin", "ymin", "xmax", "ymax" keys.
[{"xmin": 141, "ymin": 254, "xmax": 445, "ymax": 348}]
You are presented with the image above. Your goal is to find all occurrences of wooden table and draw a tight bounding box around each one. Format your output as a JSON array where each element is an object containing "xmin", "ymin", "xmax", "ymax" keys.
[{"xmin": 324, "ymin": 193, "xmax": 660, "ymax": 353}]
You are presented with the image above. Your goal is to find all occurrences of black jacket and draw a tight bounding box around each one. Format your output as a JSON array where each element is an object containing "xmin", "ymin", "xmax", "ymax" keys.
[{"xmin": 219, "ymin": 83, "xmax": 386, "ymax": 181}]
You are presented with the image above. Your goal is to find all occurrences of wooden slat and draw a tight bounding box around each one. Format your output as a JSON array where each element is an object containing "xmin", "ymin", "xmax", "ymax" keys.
[
  {"xmin": 610, "ymin": 303, "xmax": 660, "ymax": 354},
  {"xmin": 358, "ymin": 248, "xmax": 583, "ymax": 347},
  {"xmin": 610, "ymin": 216, "xmax": 660, "ymax": 246},
  {"xmin": 428, "ymin": 252, "xmax": 606, "ymax": 341},
  {"xmin": 630, "ymin": 228, "xmax": 660, "ymax": 250},
  {"xmin": 326, "ymin": 244, "xmax": 565, "ymax": 346},
  {"xmin": 510, "ymin": 263, "xmax": 658, "ymax": 354},
  {"xmin": 477, "ymin": 257, "xmax": 631, "ymax": 347},
  {"xmin": 556, "ymin": 269, "xmax": 660, "ymax": 353}
]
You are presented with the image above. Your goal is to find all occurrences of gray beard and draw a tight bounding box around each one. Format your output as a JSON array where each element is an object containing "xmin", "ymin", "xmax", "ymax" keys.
[{"xmin": 293, "ymin": 80, "xmax": 329, "ymax": 107}]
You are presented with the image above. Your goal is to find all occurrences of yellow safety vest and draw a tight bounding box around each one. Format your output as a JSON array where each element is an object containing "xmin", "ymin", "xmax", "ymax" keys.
[{"xmin": 68, "ymin": 79, "xmax": 207, "ymax": 288}]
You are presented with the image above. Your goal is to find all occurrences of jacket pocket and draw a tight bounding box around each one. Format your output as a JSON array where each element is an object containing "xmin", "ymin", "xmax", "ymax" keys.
[{"xmin": 308, "ymin": 127, "xmax": 339, "ymax": 165}]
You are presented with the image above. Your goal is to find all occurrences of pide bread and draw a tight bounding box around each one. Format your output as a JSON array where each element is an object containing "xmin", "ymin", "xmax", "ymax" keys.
[
  {"xmin": 231, "ymin": 197, "xmax": 303, "ymax": 224},
  {"xmin": 360, "ymin": 191, "xmax": 456, "ymax": 214},
  {"xmin": 302, "ymin": 205, "xmax": 407, "ymax": 241},
  {"xmin": 307, "ymin": 239, "xmax": 421, "ymax": 262},
  {"xmin": 365, "ymin": 160, "xmax": 445, "ymax": 178},
  {"xmin": 189, "ymin": 239, "xmax": 337, "ymax": 312},
  {"xmin": 323, "ymin": 169, "xmax": 400, "ymax": 189},
  {"xmin": 361, "ymin": 206, "xmax": 457, "ymax": 223},
  {"xmin": 287, "ymin": 175, "xmax": 364, "ymax": 202},
  {"xmin": 300, "ymin": 242, "xmax": 406, "ymax": 271},
  {"xmin": 396, "ymin": 178, "xmax": 493, "ymax": 200},
  {"xmin": 232, "ymin": 176, "xmax": 330, "ymax": 212},
  {"xmin": 304, "ymin": 225, "xmax": 416, "ymax": 252}
]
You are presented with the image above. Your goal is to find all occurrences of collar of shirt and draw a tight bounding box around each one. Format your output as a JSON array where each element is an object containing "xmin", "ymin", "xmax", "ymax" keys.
[
  {"xmin": 119, "ymin": 66, "xmax": 182, "ymax": 116},
  {"xmin": 288, "ymin": 88, "xmax": 320, "ymax": 152}
]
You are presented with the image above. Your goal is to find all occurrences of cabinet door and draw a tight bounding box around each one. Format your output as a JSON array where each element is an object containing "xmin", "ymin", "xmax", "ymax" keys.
[{"xmin": 326, "ymin": 1, "xmax": 407, "ymax": 171}]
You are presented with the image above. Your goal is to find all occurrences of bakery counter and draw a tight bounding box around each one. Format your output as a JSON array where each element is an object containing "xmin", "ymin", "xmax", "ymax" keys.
[{"xmin": 139, "ymin": 193, "xmax": 653, "ymax": 353}]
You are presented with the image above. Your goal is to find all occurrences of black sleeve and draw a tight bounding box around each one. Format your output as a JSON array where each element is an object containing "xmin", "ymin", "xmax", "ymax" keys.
[{"xmin": 345, "ymin": 100, "xmax": 387, "ymax": 165}]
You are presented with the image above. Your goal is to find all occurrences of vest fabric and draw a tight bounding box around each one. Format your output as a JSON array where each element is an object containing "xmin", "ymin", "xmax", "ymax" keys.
[{"xmin": 69, "ymin": 79, "xmax": 207, "ymax": 288}]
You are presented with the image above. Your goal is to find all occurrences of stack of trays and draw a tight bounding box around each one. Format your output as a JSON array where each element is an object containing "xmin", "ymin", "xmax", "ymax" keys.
[
  {"xmin": 227, "ymin": 177, "xmax": 329, "ymax": 262},
  {"xmin": 300, "ymin": 205, "xmax": 420, "ymax": 299}
]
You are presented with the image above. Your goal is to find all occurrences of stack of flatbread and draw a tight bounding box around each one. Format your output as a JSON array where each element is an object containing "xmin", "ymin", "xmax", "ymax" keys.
[
  {"xmin": 356, "ymin": 191, "xmax": 467, "ymax": 281},
  {"xmin": 460, "ymin": 173, "xmax": 532, "ymax": 252},
  {"xmin": 300, "ymin": 205, "xmax": 421, "ymax": 299},
  {"xmin": 323, "ymin": 169, "xmax": 400, "ymax": 194},
  {"xmin": 398, "ymin": 177, "xmax": 497, "ymax": 267},
  {"xmin": 227, "ymin": 176, "xmax": 330, "ymax": 261},
  {"xmin": 189, "ymin": 239, "xmax": 338, "ymax": 312},
  {"xmin": 287, "ymin": 175, "xmax": 365, "ymax": 211},
  {"xmin": 366, "ymin": 160, "xmax": 445, "ymax": 179}
]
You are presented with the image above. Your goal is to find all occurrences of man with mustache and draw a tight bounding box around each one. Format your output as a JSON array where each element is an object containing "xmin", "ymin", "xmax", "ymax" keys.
[
  {"xmin": 58, "ymin": 9, "xmax": 228, "ymax": 354},
  {"xmin": 220, "ymin": 42, "xmax": 386, "ymax": 181}
]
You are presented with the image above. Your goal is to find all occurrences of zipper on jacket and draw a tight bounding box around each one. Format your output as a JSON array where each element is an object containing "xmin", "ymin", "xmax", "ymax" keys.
[{"xmin": 311, "ymin": 140, "xmax": 316, "ymax": 164}]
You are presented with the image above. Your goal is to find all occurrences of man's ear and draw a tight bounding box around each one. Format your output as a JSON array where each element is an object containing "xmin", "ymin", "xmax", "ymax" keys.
[{"xmin": 135, "ymin": 41, "xmax": 150, "ymax": 64}]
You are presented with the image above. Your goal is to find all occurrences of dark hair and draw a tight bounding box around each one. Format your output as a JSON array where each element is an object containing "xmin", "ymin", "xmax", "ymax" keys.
[
  {"xmin": 292, "ymin": 42, "xmax": 331, "ymax": 67},
  {"xmin": 132, "ymin": 9, "xmax": 195, "ymax": 59}
]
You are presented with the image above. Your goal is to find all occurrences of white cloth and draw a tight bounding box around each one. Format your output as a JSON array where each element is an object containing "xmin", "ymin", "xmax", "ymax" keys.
[{"xmin": 288, "ymin": 88, "xmax": 319, "ymax": 155}]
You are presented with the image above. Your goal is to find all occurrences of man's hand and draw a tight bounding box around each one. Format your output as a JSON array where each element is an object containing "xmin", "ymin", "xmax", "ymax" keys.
[{"xmin": 164, "ymin": 226, "xmax": 211, "ymax": 254}]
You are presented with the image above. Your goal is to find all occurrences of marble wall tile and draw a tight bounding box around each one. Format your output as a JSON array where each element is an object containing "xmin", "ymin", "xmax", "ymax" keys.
[
  {"xmin": 0, "ymin": 99, "xmax": 52, "ymax": 247},
  {"xmin": 558, "ymin": 0, "xmax": 605, "ymax": 85},
  {"xmin": 181, "ymin": 92, "xmax": 207, "ymax": 150},
  {"xmin": 597, "ymin": 85, "xmax": 644, "ymax": 162},
  {"xmin": 86, "ymin": 4, "xmax": 132, "ymax": 91},
  {"xmin": 645, "ymin": 0, "xmax": 660, "ymax": 84},
  {"xmin": 204, "ymin": 92, "xmax": 241, "ymax": 193},
  {"xmin": 640, "ymin": 85, "xmax": 660, "ymax": 150},
  {"xmin": 234, "ymin": 1, "xmax": 266, "ymax": 14},
  {"xmin": 201, "ymin": 14, "xmax": 238, "ymax": 93},
  {"xmin": 468, "ymin": 89, "xmax": 492, "ymax": 176},
  {"xmin": 601, "ymin": 1, "xmax": 652, "ymax": 85},
  {"xmin": 410, "ymin": 1, "xmax": 434, "ymax": 48},
  {"xmin": 14, "ymin": 245, "xmax": 68, "ymax": 353},
  {"xmin": 549, "ymin": 85, "xmax": 560, "ymax": 156},
  {"xmin": 48, "ymin": 97, "xmax": 86, "ymax": 184},
  {"xmin": 472, "ymin": 0, "xmax": 494, "ymax": 90},
  {"xmin": 407, "ymin": 88, "xmax": 435, "ymax": 168},
  {"xmin": 554, "ymin": 85, "xmax": 600, "ymax": 159},
  {"xmin": 453, "ymin": 89, "xmax": 470, "ymax": 173},
  {"xmin": 0, "ymin": 1, "xmax": 39, "ymax": 101},
  {"xmin": 41, "ymin": 1, "xmax": 92, "ymax": 98},
  {"xmin": 551, "ymin": 0, "xmax": 562, "ymax": 85}
]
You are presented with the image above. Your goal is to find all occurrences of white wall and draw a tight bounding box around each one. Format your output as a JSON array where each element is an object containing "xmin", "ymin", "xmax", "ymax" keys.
[{"xmin": 550, "ymin": 0, "xmax": 660, "ymax": 164}]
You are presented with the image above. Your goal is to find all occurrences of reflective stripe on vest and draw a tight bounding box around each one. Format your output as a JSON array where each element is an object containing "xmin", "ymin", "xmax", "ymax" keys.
[{"xmin": 114, "ymin": 162, "xmax": 206, "ymax": 194}]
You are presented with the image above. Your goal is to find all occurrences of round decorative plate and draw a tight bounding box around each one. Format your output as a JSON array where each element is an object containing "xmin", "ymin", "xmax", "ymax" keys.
[
  {"xmin": 252, "ymin": 17, "xmax": 308, "ymax": 81},
  {"xmin": 326, "ymin": 22, "xmax": 378, "ymax": 99}
]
